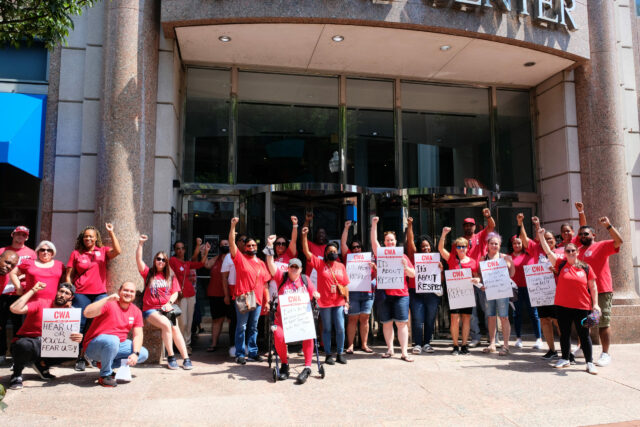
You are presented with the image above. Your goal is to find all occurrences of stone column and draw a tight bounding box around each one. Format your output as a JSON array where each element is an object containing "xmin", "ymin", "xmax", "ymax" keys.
[
  {"xmin": 575, "ymin": 0, "xmax": 640, "ymax": 342},
  {"xmin": 97, "ymin": 0, "xmax": 162, "ymax": 358}
]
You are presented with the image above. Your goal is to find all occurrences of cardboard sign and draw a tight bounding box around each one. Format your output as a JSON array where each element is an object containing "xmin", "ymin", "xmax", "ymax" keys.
[
  {"xmin": 376, "ymin": 247, "xmax": 405, "ymax": 290},
  {"xmin": 41, "ymin": 308, "xmax": 81, "ymax": 358},
  {"xmin": 524, "ymin": 263, "xmax": 556, "ymax": 307},
  {"xmin": 445, "ymin": 268, "xmax": 476, "ymax": 310},
  {"xmin": 479, "ymin": 258, "xmax": 513, "ymax": 301},
  {"xmin": 414, "ymin": 253, "xmax": 442, "ymax": 294},
  {"xmin": 346, "ymin": 252, "xmax": 372, "ymax": 292},
  {"xmin": 268, "ymin": 261, "xmax": 289, "ymax": 300},
  {"xmin": 279, "ymin": 292, "xmax": 316, "ymax": 343}
]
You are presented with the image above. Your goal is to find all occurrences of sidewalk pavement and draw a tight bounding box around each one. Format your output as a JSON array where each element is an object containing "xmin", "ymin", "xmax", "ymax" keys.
[{"xmin": 1, "ymin": 339, "xmax": 640, "ymax": 426}]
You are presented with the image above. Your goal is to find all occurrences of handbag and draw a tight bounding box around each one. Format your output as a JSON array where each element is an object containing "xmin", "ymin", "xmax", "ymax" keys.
[
  {"xmin": 329, "ymin": 265, "xmax": 349, "ymax": 299},
  {"xmin": 160, "ymin": 303, "xmax": 182, "ymax": 325},
  {"xmin": 235, "ymin": 290, "xmax": 257, "ymax": 314}
]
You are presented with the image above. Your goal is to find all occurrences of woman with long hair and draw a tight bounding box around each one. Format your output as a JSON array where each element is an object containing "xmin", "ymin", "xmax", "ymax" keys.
[
  {"xmin": 10, "ymin": 240, "xmax": 64, "ymax": 301},
  {"xmin": 137, "ymin": 235, "xmax": 191, "ymax": 370}
]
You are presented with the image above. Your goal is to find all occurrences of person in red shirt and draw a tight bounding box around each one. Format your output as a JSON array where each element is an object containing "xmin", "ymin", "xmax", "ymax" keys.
[
  {"xmin": 65, "ymin": 223, "xmax": 121, "ymax": 371},
  {"xmin": 9, "ymin": 240, "xmax": 65, "ymax": 302},
  {"xmin": 0, "ymin": 226, "xmax": 36, "ymax": 362},
  {"xmin": 83, "ymin": 281, "xmax": 148, "ymax": 387},
  {"xmin": 8, "ymin": 281, "xmax": 80, "ymax": 389},
  {"xmin": 203, "ymin": 239, "xmax": 232, "ymax": 352},
  {"xmin": 371, "ymin": 216, "xmax": 416, "ymax": 362},
  {"xmin": 274, "ymin": 216, "xmax": 299, "ymax": 264},
  {"xmin": 170, "ymin": 238, "xmax": 210, "ymax": 352},
  {"xmin": 577, "ymin": 216, "xmax": 623, "ymax": 368},
  {"xmin": 265, "ymin": 238, "xmax": 321, "ymax": 383},
  {"xmin": 439, "ymin": 227, "xmax": 481, "ymax": 355},
  {"xmin": 537, "ymin": 228, "xmax": 600, "ymax": 374},
  {"xmin": 229, "ymin": 217, "xmax": 271, "ymax": 365},
  {"xmin": 137, "ymin": 235, "xmax": 191, "ymax": 370},
  {"xmin": 302, "ymin": 212, "xmax": 328, "ymax": 258}
]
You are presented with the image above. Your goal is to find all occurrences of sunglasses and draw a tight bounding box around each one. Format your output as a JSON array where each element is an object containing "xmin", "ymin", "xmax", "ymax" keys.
[
  {"xmin": 351, "ymin": 245, "xmax": 361, "ymax": 250},
  {"xmin": 578, "ymin": 232, "xmax": 590, "ymax": 236},
  {"xmin": 156, "ymin": 257, "xmax": 167, "ymax": 262},
  {"xmin": 288, "ymin": 265, "xmax": 300, "ymax": 270},
  {"xmin": 274, "ymin": 242, "xmax": 287, "ymax": 246},
  {"xmin": 456, "ymin": 246, "xmax": 468, "ymax": 250},
  {"xmin": 38, "ymin": 248, "xmax": 54, "ymax": 253}
]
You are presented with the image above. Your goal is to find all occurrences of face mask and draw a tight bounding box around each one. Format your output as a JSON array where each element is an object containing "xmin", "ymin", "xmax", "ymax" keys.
[
  {"xmin": 325, "ymin": 252, "xmax": 338, "ymax": 261},
  {"xmin": 219, "ymin": 246, "xmax": 230, "ymax": 254},
  {"xmin": 245, "ymin": 250, "xmax": 257, "ymax": 257}
]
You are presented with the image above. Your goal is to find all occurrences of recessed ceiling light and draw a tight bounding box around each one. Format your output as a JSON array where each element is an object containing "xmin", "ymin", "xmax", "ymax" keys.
[
  {"xmin": 218, "ymin": 35, "xmax": 231, "ymax": 42},
  {"xmin": 524, "ymin": 61, "xmax": 536, "ymax": 67},
  {"xmin": 332, "ymin": 35, "xmax": 344, "ymax": 42},
  {"xmin": 440, "ymin": 45, "xmax": 451, "ymax": 51}
]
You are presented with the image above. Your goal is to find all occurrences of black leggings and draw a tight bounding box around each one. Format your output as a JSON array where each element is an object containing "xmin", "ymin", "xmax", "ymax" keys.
[{"xmin": 556, "ymin": 306, "xmax": 592, "ymax": 363}]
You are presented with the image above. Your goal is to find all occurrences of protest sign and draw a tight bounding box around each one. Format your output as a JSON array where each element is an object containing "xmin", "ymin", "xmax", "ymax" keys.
[
  {"xmin": 115, "ymin": 359, "xmax": 132, "ymax": 381},
  {"xmin": 445, "ymin": 268, "xmax": 476, "ymax": 309},
  {"xmin": 41, "ymin": 308, "xmax": 81, "ymax": 358},
  {"xmin": 524, "ymin": 263, "xmax": 556, "ymax": 307},
  {"xmin": 479, "ymin": 258, "xmax": 513, "ymax": 300},
  {"xmin": 279, "ymin": 292, "xmax": 316, "ymax": 343},
  {"xmin": 268, "ymin": 261, "xmax": 289, "ymax": 300},
  {"xmin": 414, "ymin": 253, "xmax": 441, "ymax": 294},
  {"xmin": 376, "ymin": 247, "xmax": 405, "ymax": 290},
  {"xmin": 346, "ymin": 252, "xmax": 372, "ymax": 292}
]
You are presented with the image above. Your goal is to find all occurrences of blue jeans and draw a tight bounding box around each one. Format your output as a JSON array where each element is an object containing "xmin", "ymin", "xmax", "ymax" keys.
[
  {"xmin": 319, "ymin": 306, "xmax": 345, "ymax": 355},
  {"xmin": 349, "ymin": 292, "xmax": 374, "ymax": 315},
  {"xmin": 73, "ymin": 293, "xmax": 108, "ymax": 332},
  {"xmin": 235, "ymin": 305, "xmax": 261, "ymax": 358},
  {"xmin": 378, "ymin": 295, "xmax": 410, "ymax": 323},
  {"xmin": 85, "ymin": 335, "xmax": 148, "ymax": 377},
  {"xmin": 409, "ymin": 289, "xmax": 440, "ymax": 346},
  {"xmin": 513, "ymin": 287, "xmax": 541, "ymax": 339}
]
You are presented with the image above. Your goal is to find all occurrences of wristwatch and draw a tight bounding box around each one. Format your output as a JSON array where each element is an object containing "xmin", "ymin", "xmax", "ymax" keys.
[{"xmin": 133, "ymin": 351, "xmax": 140, "ymax": 356}]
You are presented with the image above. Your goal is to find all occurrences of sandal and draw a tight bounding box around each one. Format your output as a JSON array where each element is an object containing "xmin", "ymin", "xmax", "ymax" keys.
[
  {"xmin": 482, "ymin": 346, "xmax": 497, "ymax": 354},
  {"xmin": 361, "ymin": 347, "xmax": 374, "ymax": 353},
  {"xmin": 401, "ymin": 355, "xmax": 414, "ymax": 363},
  {"xmin": 499, "ymin": 346, "xmax": 510, "ymax": 356},
  {"xmin": 381, "ymin": 352, "xmax": 393, "ymax": 359},
  {"xmin": 207, "ymin": 346, "xmax": 216, "ymax": 352},
  {"xmin": 345, "ymin": 349, "xmax": 354, "ymax": 355}
]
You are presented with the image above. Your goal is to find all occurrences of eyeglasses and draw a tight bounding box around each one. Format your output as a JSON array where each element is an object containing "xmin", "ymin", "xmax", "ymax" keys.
[
  {"xmin": 456, "ymin": 246, "xmax": 468, "ymax": 250},
  {"xmin": 565, "ymin": 249, "xmax": 577, "ymax": 254},
  {"xmin": 38, "ymin": 248, "xmax": 54, "ymax": 253},
  {"xmin": 156, "ymin": 257, "xmax": 167, "ymax": 262},
  {"xmin": 288, "ymin": 265, "xmax": 300, "ymax": 270},
  {"xmin": 274, "ymin": 242, "xmax": 287, "ymax": 246},
  {"xmin": 351, "ymin": 245, "xmax": 361, "ymax": 250}
]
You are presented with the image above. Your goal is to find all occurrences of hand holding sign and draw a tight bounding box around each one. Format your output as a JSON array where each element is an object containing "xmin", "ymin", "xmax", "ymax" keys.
[
  {"xmin": 346, "ymin": 252, "xmax": 372, "ymax": 292},
  {"xmin": 376, "ymin": 247, "xmax": 404, "ymax": 290},
  {"xmin": 414, "ymin": 253, "xmax": 442, "ymax": 295},
  {"xmin": 41, "ymin": 308, "xmax": 82, "ymax": 358}
]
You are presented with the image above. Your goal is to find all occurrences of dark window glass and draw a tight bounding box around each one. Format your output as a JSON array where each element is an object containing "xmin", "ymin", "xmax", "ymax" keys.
[
  {"xmin": 184, "ymin": 69, "xmax": 230, "ymax": 183},
  {"xmin": 0, "ymin": 42, "xmax": 48, "ymax": 81},
  {"xmin": 0, "ymin": 164, "xmax": 40, "ymax": 242},
  {"xmin": 402, "ymin": 83, "xmax": 492, "ymax": 189},
  {"xmin": 237, "ymin": 72, "xmax": 339, "ymax": 184},
  {"xmin": 346, "ymin": 79, "xmax": 395, "ymax": 187}
]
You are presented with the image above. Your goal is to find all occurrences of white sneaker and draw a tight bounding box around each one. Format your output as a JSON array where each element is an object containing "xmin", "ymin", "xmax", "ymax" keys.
[
  {"xmin": 595, "ymin": 352, "xmax": 611, "ymax": 367},
  {"xmin": 572, "ymin": 347, "xmax": 584, "ymax": 358},
  {"xmin": 412, "ymin": 345, "xmax": 422, "ymax": 355},
  {"xmin": 468, "ymin": 339, "xmax": 480, "ymax": 348},
  {"xmin": 532, "ymin": 338, "xmax": 543, "ymax": 350},
  {"xmin": 586, "ymin": 362, "xmax": 598, "ymax": 375},
  {"xmin": 423, "ymin": 344, "xmax": 435, "ymax": 353},
  {"xmin": 515, "ymin": 338, "xmax": 523, "ymax": 348},
  {"xmin": 554, "ymin": 359, "xmax": 570, "ymax": 368},
  {"xmin": 228, "ymin": 347, "xmax": 236, "ymax": 358}
]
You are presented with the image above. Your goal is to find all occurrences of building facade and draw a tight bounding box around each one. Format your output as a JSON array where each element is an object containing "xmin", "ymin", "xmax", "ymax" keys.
[{"xmin": 3, "ymin": 0, "xmax": 640, "ymax": 343}]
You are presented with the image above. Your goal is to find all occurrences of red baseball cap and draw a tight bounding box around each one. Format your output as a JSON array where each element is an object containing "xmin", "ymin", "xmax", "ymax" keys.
[
  {"xmin": 12, "ymin": 226, "xmax": 29, "ymax": 236},
  {"xmin": 463, "ymin": 218, "xmax": 476, "ymax": 225}
]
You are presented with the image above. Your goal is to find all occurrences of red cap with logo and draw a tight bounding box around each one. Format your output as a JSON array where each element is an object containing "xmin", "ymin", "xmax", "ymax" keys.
[
  {"xmin": 12, "ymin": 226, "xmax": 30, "ymax": 236},
  {"xmin": 463, "ymin": 218, "xmax": 476, "ymax": 225}
]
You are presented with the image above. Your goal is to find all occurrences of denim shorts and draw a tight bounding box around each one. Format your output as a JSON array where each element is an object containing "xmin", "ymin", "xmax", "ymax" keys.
[
  {"xmin": 486, "ymin": 297, "xmax": 510, "ymax": 317},
  {"xmin": 349, "ymin": 292, "xmax": 374, "ymax": 315},
  {"xmin": 143, "ymin": 309, "xmax": 158, "ymax": 319},
  {"xmin": 377, "ymin": 295, "xmax": 409, "ymax": 323}
]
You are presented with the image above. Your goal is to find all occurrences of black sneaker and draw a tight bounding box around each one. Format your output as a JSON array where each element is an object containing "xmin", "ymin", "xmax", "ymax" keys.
[
  {"xmin": 98, "ymin": 375, "xmax": 117, "ymax": 387},
  {"xmin": 235, "ymin": 356, "xmax": 246, "ymax": 365},
  {"xmin": 569, "ymin": 353, "xmax": 576, "ymax": 365},
  {"xmin": 32, "ymin": 362, "xmax": 56, "ymax": 380},
  {"xmin": 278, "ymin": 363, "xmax": 290, "ymax": 381},
  {"xmin": 9, "ymin": 375, "xmax": 23, "ymax": 390},
  {"xmin": 247, "ymin": 354, "xmax": 263, "ymax": 362},
  {"xmin": 74, "ymin": 358, "xmax": 86, "ymax": 372},
  {"xmin": 541, "ymin": 350, "xmax": 558, "ymax": 360},
  {"xmin": 460, "ymin": 345, "xmax": 470, "ymax": 355},
  {"xmin": 325, "ymin": 355, "xmax": 335, "ymax": 365},
  {"xmin": 451, "ymin": 346, "xmax": 460, "ymax": 355},
  {"xmin": 296, "ymin": 367, "xmax": 312, "ymax": 384},
  {"xmin": 336, "ymin": 353, "xmax": 347, "ymax": 364}
]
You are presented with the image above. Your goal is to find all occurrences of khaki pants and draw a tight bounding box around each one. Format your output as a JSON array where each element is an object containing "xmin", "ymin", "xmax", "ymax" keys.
[{"xmin": 178, "ymin": 296, "xmax": 196, "ymax": 346}]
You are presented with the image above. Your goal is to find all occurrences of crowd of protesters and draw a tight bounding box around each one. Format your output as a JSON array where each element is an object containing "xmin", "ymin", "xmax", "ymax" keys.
[{"xmin": 0, "ymin": 200, "xmax": 622, "ymax": 388}]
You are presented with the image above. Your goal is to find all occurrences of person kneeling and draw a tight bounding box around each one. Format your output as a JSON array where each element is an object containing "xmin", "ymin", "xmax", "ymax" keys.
[
  {"xmin": 9, "ymin": 282, "xmax": 80, "ymax": 389},
  {"xmin": 83, "ymin": 281, "xmax": 148, "ymax": 387}
]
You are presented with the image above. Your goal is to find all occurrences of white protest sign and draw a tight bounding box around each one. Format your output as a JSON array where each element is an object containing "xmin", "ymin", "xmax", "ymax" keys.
[
  {"xmin": 445, "ymin": 268, "xmax": 476, "ymax": 309},
  {"xmin": 346, "ymin": 252, "xmax": 372, "ymax": 292},
  {"xmin": 41, "ymin": 308, "xmax": 81, "ymax": 358},
  {"xmin": 279, "ymin": 292, "xmax": 316, "ymax": 343},
  {"xmin": 268, "ymin": 262, "xmax": 289, "ymax": 300},
  {"xmin": 376, "ymin": 247, "xmax": 405, "ymax": 290},
  {"xmin": 2, "ymin": 283, "xmax": 16, "ymax": 294},
  {"xmin": 310, "ymin": 256, "xmax": 323, "ymax": 287},
  {"xmin": 115, "ymin": 359, "xmax": 132, "ymax": 381},
  {"xmin": 524, "ymin": 263, "xmax": 556, "ymax": 307},
  {"xmin": 479, "ymin": 258, "xmax": 513, "ymax": 301},
  {"xmin": 414, "ymin": 253, "xmax": 442, "ymax": 294}
]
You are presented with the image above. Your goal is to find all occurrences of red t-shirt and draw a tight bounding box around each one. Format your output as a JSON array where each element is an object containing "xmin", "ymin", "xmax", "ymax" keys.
[
  {"xmin": 140, "ymin": 266, "xmax": 180, "ymax": 311},
  {"xmin": 66, "ymin": 246, "xmax": 111, "ymax": 294},
  {"xmin": 557, "ymin": 234, "xmax": 580, "ymax": 248},
  {"xmin": 447, "ymin": 256, "xmax": 479, "ymax": 275},
  {"xmin": 527, "ymin": 240, "xmax": 565, "ymax": 264},
  {"xmin": 554, "ymin": 259, "xmax": 597, "ymax": 310},
  {"xmin": 15, "ymin": 299, "xmax": 52, "ymax": 337},
  {"xmin": 83, "ymin": 300, "xmax": 144, "ymax": 351},
  {"xmin": 169, "ymin": 257, "xmax": 203, "ymax": 299},
  {"xmin": 306, "ymin": 242, "xmax": 327, "ymax": 276},
  {"xmin": 232, "ymin": 253, "xmax": 271, "ymax": 307},
  {"xmin": 577, "ymin": 240, "xmax": 619, "ymax": 294},
  {"xmin": 0, "ymin": 245, "xmax": 37, "ymax": 295},
  {"xmin": 308, "ymin": 255, "xmax": 349, "ymax": 307},
  {"xmin": 273, "ymin": 269, "xmax": 316, "ymax": 325},
  {"xmin": 274, "ymin": 248, "xmax": 295, "ymax": 264},
  {"xmin": 452, "ymin": 228, "xmax": 488, "ymax": 262},
  {"xmin": 510, "ymin": 252, "xmax": 534, "ymax": 288},
  {"xmin": 385, "ymin": 254, "xmax": 413, "ymax": 297},
  {"xmin": 207, "ymin": 256, "xmax": 225, "ymax": 297},
  {"xmin": 19, "ymin": 259, "xmax": 65, "ymax": 301}
]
